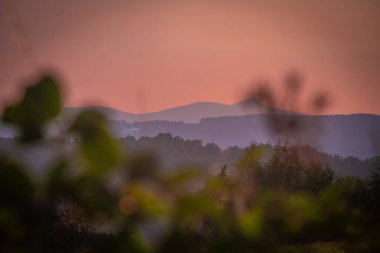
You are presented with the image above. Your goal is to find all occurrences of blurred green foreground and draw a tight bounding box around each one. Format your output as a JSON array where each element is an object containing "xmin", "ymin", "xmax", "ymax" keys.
[{"xmin": 0, "ymin": 75, "xmax": 379, "ymax": 253}]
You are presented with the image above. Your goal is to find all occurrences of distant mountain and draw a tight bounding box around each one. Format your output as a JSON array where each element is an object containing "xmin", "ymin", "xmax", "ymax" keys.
[
  {"xmin": 64, "ymin": 106, "xmax": 139, "ymax": 121},
  {"xmin": 109, "ymin": 114, "xmax": 380, "ymax": 160},
  {"xmin": 64, "ymin": 99, "xmax": 288, "ymax": 123},
  {"xmin": 1, "ymin": 100, "xmax": 379, "ymax": 159}
]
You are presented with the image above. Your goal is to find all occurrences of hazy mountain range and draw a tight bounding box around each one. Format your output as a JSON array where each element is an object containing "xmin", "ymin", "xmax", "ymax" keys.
[
  {"xmin": 1, "ymin": 100, "xmax": 379, "ymax": 159},
  {"xmin": 108, "ymin": 114, "xmax": 379, "ymax": 159},
  {"xmin": 64, "ymin": 99, "xmax": 287, "ymax": 123}
]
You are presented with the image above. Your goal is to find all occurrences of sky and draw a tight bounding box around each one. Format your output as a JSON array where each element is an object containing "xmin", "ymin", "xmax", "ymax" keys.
[{"xmin": 1, "ymin": 0, "xmax": 380, "ymax": 115}]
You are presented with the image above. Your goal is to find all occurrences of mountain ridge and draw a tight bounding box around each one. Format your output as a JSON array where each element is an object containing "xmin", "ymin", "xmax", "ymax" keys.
[
  {"xmin": 64, "ymin": 99, "xmax": 294, "ymax": 123},
  {"xmin": 108, "ymin": 113, "xmax": 380, "ymax": 160},
  {"xmin": 1, "ymin": 101, "xmax": 379, "ymax": 159}
]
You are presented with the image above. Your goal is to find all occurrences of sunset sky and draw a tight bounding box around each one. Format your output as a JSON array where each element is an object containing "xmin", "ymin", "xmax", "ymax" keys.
[{"xmin": 1, "ymin": 0, "xmax": 380, "ymax": 114}]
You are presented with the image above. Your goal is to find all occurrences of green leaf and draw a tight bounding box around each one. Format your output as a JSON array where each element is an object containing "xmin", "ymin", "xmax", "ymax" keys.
[
  {"xmin": 175, "ymin": 195, "xmax": 221, "ymax": 219},
  {"xmin": 2, "ymin": 75, "xmax": 62, "ymax": 142},
  {"xmin": 71, "ymin": 110, "xmax": 121, "ymax": 175},
  {"xmin": 0, "ymin": 156, "xmax": 34, "ymax": 208},
  {"xmin": 45, "ymin": 158, "xmax": 70, "ymax": 197},
  {"xmin": 238, "ymin": 207, "xmax": 264, "ymax": 239},
  {"xmin": 73, "ymin": 176, "xmax": 118, "ymax": 215},
  {"xmin": 120, "ymin": 184, "xmax": 168, "ymax": 217}
]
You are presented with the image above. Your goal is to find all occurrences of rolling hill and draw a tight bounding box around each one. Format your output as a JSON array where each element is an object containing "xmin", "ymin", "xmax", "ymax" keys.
[
  {"xmin": 64, "ymin": 99, "xmax": 284, "ymax": 123},
  {"xmin": 109, "ymin": 114, "xmax": 380, "ymax": 160},
  {"xmin": 1, "ymin": 100, "xmax": 379, "ymax": 159}
]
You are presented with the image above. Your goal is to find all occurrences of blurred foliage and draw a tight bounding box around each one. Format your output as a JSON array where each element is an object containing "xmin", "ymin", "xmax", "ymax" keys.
[
  {"xmin": 70, "ymin": 110, "xmax": 122, "ymax": 175},
  {"xmin": 0, "ymin": 74, "xmax": 379, "ymax": 253},
  {"xmin": 2, "ymin": 75, "xmax": 61, "ymax": 142},
  {"xmin": 246, "ymin": 71, "xmax": 330, "ymax": 140}
]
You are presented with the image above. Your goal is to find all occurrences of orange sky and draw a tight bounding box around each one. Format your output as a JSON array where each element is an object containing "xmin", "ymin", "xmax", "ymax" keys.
[{"xmin": 1, "ymin": 0, "xmax": 380, "ymax": 114}]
